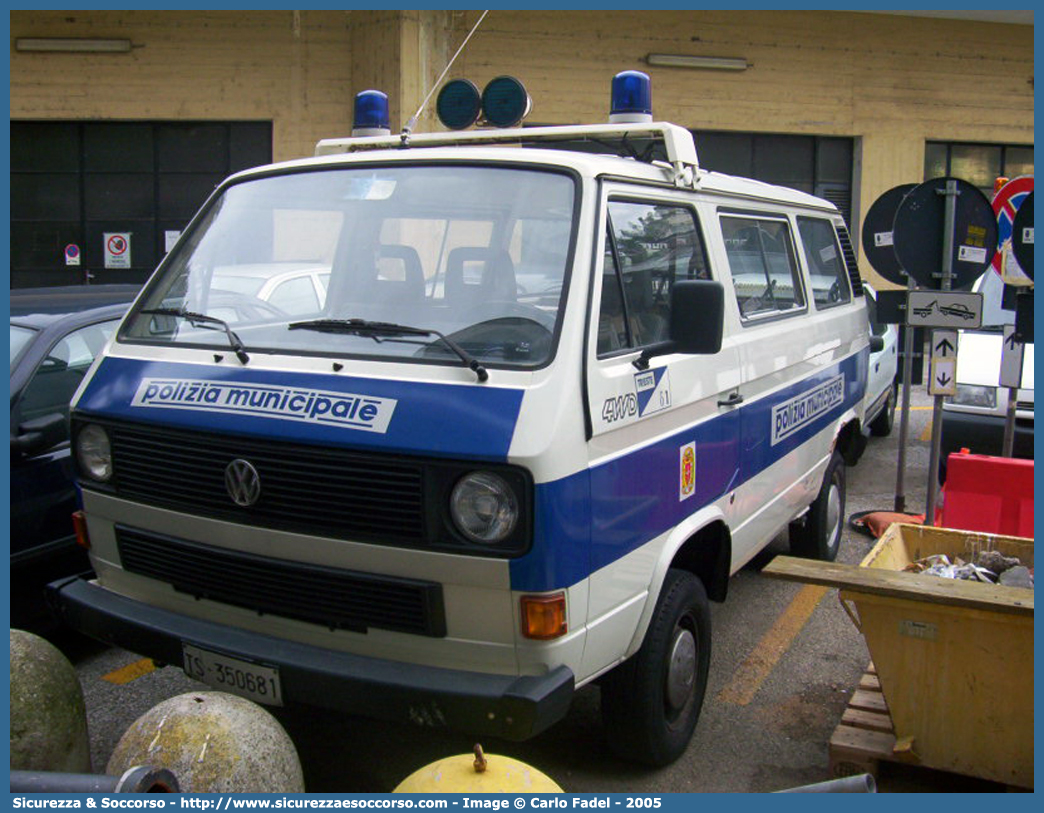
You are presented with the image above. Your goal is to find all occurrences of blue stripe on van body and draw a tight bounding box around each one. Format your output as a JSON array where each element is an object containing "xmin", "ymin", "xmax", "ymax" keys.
[
  {"xmin": 511, "ymin": 350, "xmax": 867, "ymax": 592},
  {"xmin": 75, "ymin": 357, "xmax": 523, "ymax": 459}
]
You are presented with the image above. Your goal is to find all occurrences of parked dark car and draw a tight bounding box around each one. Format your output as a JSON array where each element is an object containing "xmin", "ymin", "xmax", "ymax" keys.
[{"xmin": 10, "ymin": 285, "xmax": 139, "ymax": 623}]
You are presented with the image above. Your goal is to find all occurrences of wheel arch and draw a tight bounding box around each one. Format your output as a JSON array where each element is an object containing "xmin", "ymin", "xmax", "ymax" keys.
[
  {"xmin": 835, "ymin": 412, "xmax": 866, "ymax": 465},
  {"xmin": 624, "ymin": 506, "xmax": 731, "ymax": 657}
]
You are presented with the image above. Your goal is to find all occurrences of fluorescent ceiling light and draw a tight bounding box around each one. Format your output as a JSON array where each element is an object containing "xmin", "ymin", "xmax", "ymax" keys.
[
  {"xmin": 647, "ymin": 53, "xmax": 749, "ymax": 71},
  {"xmin": 15, "ymin": 38, "xmax": 132, "ymax": 53}
]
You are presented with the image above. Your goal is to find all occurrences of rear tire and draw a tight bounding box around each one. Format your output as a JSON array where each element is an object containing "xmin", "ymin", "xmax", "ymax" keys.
[
  {"xmin": 869, "ymin": 384, "xmax": 896, "ymax": 437},
  {"xmin": 790, "ymin": 450, "xmax": 845, "ymax": 561},
  {"xmin": 601, "ymin": 569, "xmax": 711, "ymax": 767}
]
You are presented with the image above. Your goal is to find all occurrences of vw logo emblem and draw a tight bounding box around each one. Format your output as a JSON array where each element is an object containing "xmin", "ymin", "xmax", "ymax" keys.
[{"xmin": 225, "ymin": 459, "xmax": 261, "ymax": 507}]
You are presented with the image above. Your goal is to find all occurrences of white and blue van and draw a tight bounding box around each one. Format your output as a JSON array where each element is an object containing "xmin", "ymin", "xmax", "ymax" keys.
[{"xmin": 52, "ymin": 74, "xmax": 871, "ymax": 765}]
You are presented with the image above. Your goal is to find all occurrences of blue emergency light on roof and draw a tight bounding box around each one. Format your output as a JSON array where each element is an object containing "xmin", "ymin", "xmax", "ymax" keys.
[
  {"xmin": 352, "ymin": 90, "xmax": 391, "ymax": 137},
  {"xmin": 609, "ymin": 70, "xmax": 653, "ymax": 124},
  {"xmin": 481, "ymin": 76, "xmax": 531, "ymax": 128},
  {"xmin": 437, "ymin": 79, "xmax": 482, "ymax": 130}
]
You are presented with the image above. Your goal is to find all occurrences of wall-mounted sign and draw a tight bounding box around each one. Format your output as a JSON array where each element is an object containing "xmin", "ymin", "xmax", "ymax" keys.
[
  {"xmin": 64, "ymin": 243, "xmax": 81, "ymax": 266},
  {"xmin": 164, "ymin": 230, "xmax": 182, "ymax": 254},
  {"xmin": 104, "ymin": 232, "xmax": 131, "ymax": 269}
]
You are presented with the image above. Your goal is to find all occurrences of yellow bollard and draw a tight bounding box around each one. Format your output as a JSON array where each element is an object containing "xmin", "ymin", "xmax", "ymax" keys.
[{"xmin": 394, "ymin": 744, "xmax": 563, "ymax": 793}]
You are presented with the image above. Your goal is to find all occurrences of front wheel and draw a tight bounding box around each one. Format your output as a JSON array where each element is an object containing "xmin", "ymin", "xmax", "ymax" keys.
[
  {"xmin": 601, "ymin": 569, "xmax": 711, "ymax": 766},
  {"xmin": 790, "ymin": 449, "xmax": 846, "ymax": 561}
]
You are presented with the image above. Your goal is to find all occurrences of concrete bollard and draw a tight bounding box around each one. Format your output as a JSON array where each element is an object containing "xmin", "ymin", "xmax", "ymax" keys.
[
  {"xmin": 10, "ymin": 629, "xmax": 91, "ymax": 773},
  {"xmin": 106, "ymin": 692, "xmax": 305, "ymax": 793}
]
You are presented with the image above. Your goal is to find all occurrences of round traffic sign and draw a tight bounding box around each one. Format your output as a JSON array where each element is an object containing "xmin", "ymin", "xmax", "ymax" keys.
[
  {"xmin": 861, "ymin": 183, "xmax": 916, "ymax": 285},
  {"xmin": 1011, "ymin": 191, "xmax": 1033, "ymax": 280},
  {"xmin": 992, "ymin": 175, "xmax": 1033, "ymax": 274},
  {"xmin": 892, "ymin": 177, "xmax": 997, "ymax": 291}
]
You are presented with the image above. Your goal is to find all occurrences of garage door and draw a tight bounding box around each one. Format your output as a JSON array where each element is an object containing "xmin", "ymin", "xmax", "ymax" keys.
[{"xmin": 11, "ymin": 121, "xmax": 272, "ymax": 288}]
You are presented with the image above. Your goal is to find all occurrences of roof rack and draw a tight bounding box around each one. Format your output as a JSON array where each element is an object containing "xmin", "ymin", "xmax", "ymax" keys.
[{"xmin": 315, "ymin": 122, "xmax": 700, "ymax": 188}]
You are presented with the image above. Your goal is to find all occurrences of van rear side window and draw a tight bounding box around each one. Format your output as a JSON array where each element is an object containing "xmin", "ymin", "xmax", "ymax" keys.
[
  {"xmin": 598, "ymin": 200, "xmax": 709, "ymax": 355},
  {"xmin": 721, "ymin": 215, "xmax": 805, "ymax": 320},
  {"xmin": 797, "ymin": 216, "xmax": 851, "ymax": 309}
]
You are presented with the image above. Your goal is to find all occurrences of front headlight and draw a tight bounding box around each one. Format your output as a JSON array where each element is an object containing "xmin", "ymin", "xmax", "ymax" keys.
[
  {"xmin": 948, "ymin": 384, "xmax": 997, "ymax": 409},
  {"xmin": 76, "ymin": 424, "xmax": 113, "ymax": 482},
  {"xmin": 450, "ymin": 471, "xmax": 519, "ymax": 544}
]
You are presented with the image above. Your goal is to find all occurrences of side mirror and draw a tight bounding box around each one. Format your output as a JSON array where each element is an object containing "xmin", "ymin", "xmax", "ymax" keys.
[
  {"xmin": 868, "ymin": 335, "xmax": 885, "ymax": 353},
  {"xmin": 634, "ymin": 280, "xmax": 725, "ymax": 369},
  {"xmin": 670, "ymin": 280, "xmax": 725, "ymax": 354},
  {"xmin": 11, "ymin": 413, "xmax": 69, "ymax": 456}
]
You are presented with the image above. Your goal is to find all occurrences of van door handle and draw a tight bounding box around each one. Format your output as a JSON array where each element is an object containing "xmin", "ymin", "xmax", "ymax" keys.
[{"xmin": 717, "ymin": 391, "xmax": 744, "ymax": 408}]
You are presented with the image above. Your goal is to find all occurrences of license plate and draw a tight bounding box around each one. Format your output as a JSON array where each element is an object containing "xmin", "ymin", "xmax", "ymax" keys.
[{"xmin": 182, "ymin": 644, "xmax": 283, "ymax": 706}]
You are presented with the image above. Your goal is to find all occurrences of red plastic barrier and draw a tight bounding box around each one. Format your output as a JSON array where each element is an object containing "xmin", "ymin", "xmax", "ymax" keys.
[{"xmin": 940, "ymin": 450, "xmax": 1034, "ymax": 538}]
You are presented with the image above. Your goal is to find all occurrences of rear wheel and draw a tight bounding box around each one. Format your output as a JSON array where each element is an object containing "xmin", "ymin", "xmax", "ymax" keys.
[
  {"xmin": 601, "ymin": 569, "xmax": 711, "ymax": 766},
  {"xmin": 790, "ymin": 449, "xmax": 845, "ymax": 561}
]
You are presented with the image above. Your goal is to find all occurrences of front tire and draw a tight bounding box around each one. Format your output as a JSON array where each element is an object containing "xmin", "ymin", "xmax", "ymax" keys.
[
  {"xmin": 601, "ymin": 569, "xmax": 711, "ymax": 767},
  {"xmin": 790, "ymin": 449, "xmax": 845, "ymax": 561}
]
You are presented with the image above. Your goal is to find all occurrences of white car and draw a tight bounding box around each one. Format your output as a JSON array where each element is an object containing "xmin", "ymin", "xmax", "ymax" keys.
[
  {"xmin": 863, "ymin": 285, "xmax": 899, "ymax": 437},
  {"xmin": 212, "ymin": 263, "xmax": 330, "ymax": 316},
  {"xmin": 941, "ymin": 271, "xmax": 1034, "ymax": 474}
]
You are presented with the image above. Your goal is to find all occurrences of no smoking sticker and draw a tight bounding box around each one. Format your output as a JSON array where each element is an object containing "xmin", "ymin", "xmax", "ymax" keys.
[{"xmin": 104, "ymin": 232, "xmax": 131, "ymax": 269}]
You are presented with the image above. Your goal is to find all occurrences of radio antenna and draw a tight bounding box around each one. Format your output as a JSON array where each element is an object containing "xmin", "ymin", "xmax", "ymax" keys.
[{"xmin": 401, "ymin": 9, "xmax": 489, "ymax": 144}]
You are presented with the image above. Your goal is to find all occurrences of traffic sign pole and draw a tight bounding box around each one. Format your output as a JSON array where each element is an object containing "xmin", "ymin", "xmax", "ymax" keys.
[
  {"xmin": 893, "ymin": 278, "xmax": 916, "ymax": 513},
  {"xmin": 924, "ymin": 180, "xmax": 959, "ymax": 527},
  {"xmin": 1000, "ymin": 325, "xmax": 1025, "ymax": 458},
  {"xmin": 1002, "ymin": 387, "xmax": 1018, "ymax": 458}
]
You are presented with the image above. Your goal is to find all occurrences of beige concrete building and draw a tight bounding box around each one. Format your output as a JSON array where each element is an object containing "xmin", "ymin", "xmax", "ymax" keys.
[{"xmin": 10, "ymin": 9, "xmax": 1033, "ymax": 287}]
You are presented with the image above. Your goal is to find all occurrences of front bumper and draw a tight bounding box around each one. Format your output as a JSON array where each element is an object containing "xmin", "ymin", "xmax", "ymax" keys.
[{"xmin": 47, "ymin": 576, "xmax": 574, "ymax": 741}]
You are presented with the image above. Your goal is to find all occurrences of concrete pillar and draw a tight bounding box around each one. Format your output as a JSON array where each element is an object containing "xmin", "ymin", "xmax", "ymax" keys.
[{"xmin": 349, "ymin": 10, "xmax": 452, "ymax": 133}]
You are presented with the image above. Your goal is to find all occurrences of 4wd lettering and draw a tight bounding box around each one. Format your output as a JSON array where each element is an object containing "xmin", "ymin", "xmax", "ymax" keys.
[{"xmin": 602, "ymin": 393, "xmax": 638, "ymax": 424}]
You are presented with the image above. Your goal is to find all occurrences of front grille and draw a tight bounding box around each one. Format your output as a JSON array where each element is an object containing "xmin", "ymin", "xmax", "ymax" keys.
[
  {"xmin": 1016, "ymin": 400, "xmax": 1034, "ymax": 412},
  {"xmin": 106, "ymin": 421, "xmax": 426, "ymax": 543},
  {"xmin": 116, "ymin": 525, "xmax": 446, "ymax": 637}
]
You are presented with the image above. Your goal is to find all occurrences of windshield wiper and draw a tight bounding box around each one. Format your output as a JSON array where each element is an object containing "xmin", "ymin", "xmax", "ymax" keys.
[
  {"xmin": 140, "ymin": 308, "xmax": 250, "ymax": 365},
  {"xmin": 289, "ymin": 318, "xmax": 488, "ymax": 382}
]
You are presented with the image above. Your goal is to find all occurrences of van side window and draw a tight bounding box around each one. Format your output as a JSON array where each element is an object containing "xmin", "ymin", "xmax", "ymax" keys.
[
  {"xmin": 720, "ymin": 216, "xmax": 805, "ymax": 320},
  {"xmin": 797, "ymin": 216, "xmax": 851, "ymax": 308},
  {"xmin": 598, "ymin": 201, "xmax": 708, "ymax": 355}
]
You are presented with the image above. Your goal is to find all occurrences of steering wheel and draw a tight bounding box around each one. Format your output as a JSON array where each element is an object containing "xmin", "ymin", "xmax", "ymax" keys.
[{"xmin": 460, "ymin": 301, "xmax": 556, "ymax": 332}]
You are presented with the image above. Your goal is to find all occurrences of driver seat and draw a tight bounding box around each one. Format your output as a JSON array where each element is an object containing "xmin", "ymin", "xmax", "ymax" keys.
[{"xmin": 445, "ymin": 247, "xmax": 516, "ymax": 309}]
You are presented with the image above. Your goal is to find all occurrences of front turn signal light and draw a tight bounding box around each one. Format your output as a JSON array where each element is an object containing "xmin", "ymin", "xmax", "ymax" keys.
[
  {"xmin": 521, "ymin": 593, "xmax": 567, "ymax": 640},
  {"xmin": 72, "ymin": 510, "xmax": 91, "ymax": 550}
]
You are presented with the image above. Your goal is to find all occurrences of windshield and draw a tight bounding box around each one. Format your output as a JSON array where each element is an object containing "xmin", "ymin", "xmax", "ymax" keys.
[
  {"xmin": 122, "ymin": 165, "xmax": 577, "ymax": 369},
  {"xmin": 10, "ymin": 325, "xmax": 38, "ymax": 372}
]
